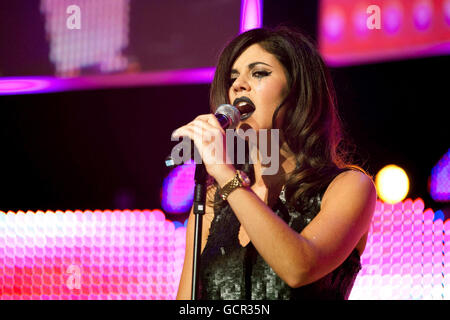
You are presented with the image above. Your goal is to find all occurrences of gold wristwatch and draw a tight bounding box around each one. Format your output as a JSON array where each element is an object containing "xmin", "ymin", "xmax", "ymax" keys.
[{"xmin": 220, "ymin": 170, "xmax": 251, "ymax": 200}]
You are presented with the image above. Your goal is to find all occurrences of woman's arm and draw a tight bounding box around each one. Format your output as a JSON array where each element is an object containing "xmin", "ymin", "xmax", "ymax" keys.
[
  {"xmin": 217, "ymin": 169, "xmax": 377, "ymax": 288},
  {"xmin": 172, "ymin": 114, "xmax": 376, "ymax": 288}
]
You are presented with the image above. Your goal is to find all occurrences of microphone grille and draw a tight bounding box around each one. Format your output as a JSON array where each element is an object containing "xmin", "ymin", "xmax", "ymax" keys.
[{"xmin": 215, "ymin": 104, "xmax": 241, "ymax": 129}]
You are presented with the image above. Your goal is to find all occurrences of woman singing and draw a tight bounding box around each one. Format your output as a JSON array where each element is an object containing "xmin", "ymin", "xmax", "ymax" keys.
[{"xmin": 174, "ymin": 26, "xmax": 377, "ymax": 300}]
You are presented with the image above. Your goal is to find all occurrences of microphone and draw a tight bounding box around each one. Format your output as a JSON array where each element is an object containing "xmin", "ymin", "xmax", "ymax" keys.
[{"xmin": 165, "ymin": 104, "xmax": 241, "ymax": 168}]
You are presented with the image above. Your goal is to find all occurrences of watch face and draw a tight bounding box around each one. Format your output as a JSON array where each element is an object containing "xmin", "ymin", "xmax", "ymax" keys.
[{"xmin": 238, "ymin": 170, "xmax": 251, "ymax": 187}]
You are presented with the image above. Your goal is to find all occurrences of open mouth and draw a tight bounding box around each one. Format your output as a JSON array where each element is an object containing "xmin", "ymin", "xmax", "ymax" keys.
[{"xmin": 233, "ymin": 97, "xmax": 256, "ymax": 121}]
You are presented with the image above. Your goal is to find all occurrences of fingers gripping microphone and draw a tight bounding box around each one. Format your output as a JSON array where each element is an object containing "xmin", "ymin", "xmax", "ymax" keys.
[
  {"xmin": 213, "ymin": 104, "xmax": 241, "ymax": 130},
  {"xmin": 165, "ymin": 104, "xmax": 241, "ymax": 168}
]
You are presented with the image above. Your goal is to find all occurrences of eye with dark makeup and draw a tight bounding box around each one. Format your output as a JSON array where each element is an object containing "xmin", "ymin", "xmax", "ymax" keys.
[
  {"xmin": 228, "ymin": 70, "xmax": 272, "ymax": 86},
  {"xmin": 253, "ymin": 70, "xmax": 272, "ymax": 79}
]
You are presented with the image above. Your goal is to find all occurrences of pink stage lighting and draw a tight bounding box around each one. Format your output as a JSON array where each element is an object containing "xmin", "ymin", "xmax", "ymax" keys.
[
  {"xmin": 350, "ymin": 198, "xmax": 450, "ymax": 299},
  {"xmin": 1, "ymin": 197, "xmax": 449, "ymax": 300},
  {"xmin": 319, "ymin": 0, "xmax": 450, "ymax": 66},
  {"xmin": 161, "ymin": 161, "xmax": 196, "ymax": 214},
  {"xmin": 240, "ymin": 0, "xmax": 263, "ymax": 33}
]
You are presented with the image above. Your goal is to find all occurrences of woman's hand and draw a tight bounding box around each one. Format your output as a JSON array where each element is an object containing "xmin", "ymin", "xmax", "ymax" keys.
[{"xmin": 171, "ymin": 114, "xmax": 236, "ymax": 184}]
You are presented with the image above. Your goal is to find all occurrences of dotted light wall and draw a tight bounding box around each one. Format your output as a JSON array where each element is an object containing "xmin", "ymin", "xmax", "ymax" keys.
[
  {"xmin": 0, "ymin": 209, "xmax": 186, "ymax": 300},
  {"xmin": 350, "ymin": 198, "xmax": 450, "ymax": 300},
  {"xmin": 1, "ymin": 198, "xmax": 449, "ymax": 300}
]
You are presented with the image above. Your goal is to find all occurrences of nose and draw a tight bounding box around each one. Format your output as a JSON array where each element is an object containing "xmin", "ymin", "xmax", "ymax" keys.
[{"xmin": 231, "ymin": 74, "xmax": 250, "ymax": 94}]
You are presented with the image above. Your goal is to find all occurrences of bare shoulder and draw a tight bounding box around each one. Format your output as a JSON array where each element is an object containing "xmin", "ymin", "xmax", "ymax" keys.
[
  {"xmin": 297, "ymin": 169, "xmax": 377, "ymax": 284},
  {"xmin": 321, "ymin": 169, "xmax": 377, "ymax": 216}
]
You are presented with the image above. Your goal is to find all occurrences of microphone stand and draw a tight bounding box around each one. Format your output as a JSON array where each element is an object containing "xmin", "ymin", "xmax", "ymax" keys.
[
  {"xmin": 165, "ymin": 106, "xmax": 239, "ymax": 299},
  {"xmin": 191, "ymin": 161, "xmax": 207, "ymax": 300}
]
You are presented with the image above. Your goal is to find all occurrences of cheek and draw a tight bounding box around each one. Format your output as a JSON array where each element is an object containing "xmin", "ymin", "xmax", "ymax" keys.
[
  {"xmin": 258, "ymin": 83, "xmax": 288, "ymax": 128},
  {"xmin": 256, "ymin": 81, "xmax": 287, "ymax": 113}
]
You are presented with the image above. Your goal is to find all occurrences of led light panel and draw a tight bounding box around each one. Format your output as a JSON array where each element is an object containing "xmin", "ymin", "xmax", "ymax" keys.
[
  {"xmin": 1, "ymin": 198, "xmax": 448, "ymax": 299},
  {"xmin": 40, "ymin": 0, "xmax": 130, "ymax": 77},
  {"xmin": 350, "ymin": 198, "xmax": 450, "ymax": 300},
  {"xmin": 0, "ymin": 209, "xmax": 186, "ymax": 300}
]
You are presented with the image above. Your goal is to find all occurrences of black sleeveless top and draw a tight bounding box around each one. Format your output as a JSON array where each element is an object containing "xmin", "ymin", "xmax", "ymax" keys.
[{"xmin": 198, "ymin": 170, "xmax": 362, "ymax": 300}]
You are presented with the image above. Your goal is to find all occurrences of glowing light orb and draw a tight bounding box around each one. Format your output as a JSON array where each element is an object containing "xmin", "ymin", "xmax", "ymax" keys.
[
  {"xmin": 323, "ymin": 8, "xmax": 346, "ymax": 41},
  {"xmin": 375, "ymin": 164, "xmax": 410, "ymax": 204},
  {"xmin": 383, "ymin": 2, "xmax": 403, "ymax": 34},
  {"xmin": 413, "ymin": 0, "xmax": 433, "ymax": 31},
  {"xmin": 161, "ymin": 161, "xmax": 196, "ymax": 214}
]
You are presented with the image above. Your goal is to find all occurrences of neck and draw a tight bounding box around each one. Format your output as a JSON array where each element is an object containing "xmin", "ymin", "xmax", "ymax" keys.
[{"xmin": 248, "ymin": 133, "xmax": 296, "ymax": 189}]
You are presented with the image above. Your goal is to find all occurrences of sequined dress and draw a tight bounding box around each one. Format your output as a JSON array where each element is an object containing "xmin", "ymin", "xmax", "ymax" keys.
[{"xmin": 198, "ymin": 172, "xmax": 362, "ymax": 300}]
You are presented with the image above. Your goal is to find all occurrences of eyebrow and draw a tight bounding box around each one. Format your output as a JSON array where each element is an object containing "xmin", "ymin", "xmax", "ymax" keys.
[{"xmin": 230, "ymin": 62, "xmax": 272, "ymax": 75}]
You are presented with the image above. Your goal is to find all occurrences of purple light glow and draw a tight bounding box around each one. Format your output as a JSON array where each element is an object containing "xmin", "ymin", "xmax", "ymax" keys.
[
  {"xmin": 0, "ymin": 78, "xmax": 51, "ymax": 94},
  {"xmin": 0, "ymin": 68, "xmax": 215, "ymax": 95},
  {"xmin": 383, "ymin": 3, "xmax": 403, "ymax": 34},
  {"xmin": 414, "ymin": 0, "xmax": 433, "ymax": 30},
  {"xmin": 429, "ymin": 148, "xmax": 450, "ymax": 202},
  {"xmin": 161, "ymin": 161, "xmax": 196, "ymax": 214},
  {"xmin": 240, "ymin": 0, "xmax": 263, "ymax": 33},
  {"xmin": 323, "ymin": 9, "xmax": 345, "ymax": 41}
]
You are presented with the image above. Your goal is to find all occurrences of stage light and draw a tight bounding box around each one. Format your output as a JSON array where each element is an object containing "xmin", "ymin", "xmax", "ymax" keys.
[
  {"xmin": 161, "ymin": 161, "xmax": 195, "ymax": 214},
  {"xmin": 375, "ymin": 164, "xmax": 410, "ymax": 204},
  {"xmin": 413, "ymin": 0, "xmax": 433, "ymax": 31},
  {"xmin": 322, "ymin": 6, "xmax": 346, "ymax": 41},
  {"xmin": 240, "ymin": 0, "xmax": 263, "ymax": 33},
  {"xmin": 383, "ymin": 2, "xmax": 403, "ymax": 34},
  {"xmin": 429, "ymin": 148, "xmax": 450, "ymax": 202},
  {"xmin": 319, "ymin": 0, "xmax": 450, "ymax": 66},
  {"xmin": 0, "ymin": 78, "xmax": 50, "ymax": 94}
]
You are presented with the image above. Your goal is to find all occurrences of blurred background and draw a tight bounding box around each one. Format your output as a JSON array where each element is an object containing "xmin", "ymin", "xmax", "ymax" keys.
[{"xmin": 0, "ymin": 0, "xmax": 449, "ymax": 300}]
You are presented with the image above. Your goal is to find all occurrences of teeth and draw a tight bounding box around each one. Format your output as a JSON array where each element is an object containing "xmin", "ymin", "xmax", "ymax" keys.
[{"xmin": 238, "ymin": 101, "xmax": 248, "ymax": 107}]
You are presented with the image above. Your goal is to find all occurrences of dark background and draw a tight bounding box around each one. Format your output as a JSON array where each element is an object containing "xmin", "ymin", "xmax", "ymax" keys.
[{"xmin": 0, "ymin": 1, "xmax": 449, "ymax": 222}]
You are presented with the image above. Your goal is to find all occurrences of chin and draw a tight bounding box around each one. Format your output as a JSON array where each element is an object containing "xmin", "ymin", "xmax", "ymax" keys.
[
  {"xmin": 237, "ymin": 116, "xmax": 273, "ymax": 131},
  {"xmin": 237, "ymin": 121, "xmax": 253, "ymax": 131}
]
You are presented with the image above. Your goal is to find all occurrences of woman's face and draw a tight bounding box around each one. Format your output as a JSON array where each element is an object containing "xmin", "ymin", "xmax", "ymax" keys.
[{"xmin": 228, "ymin": 43, "xmax": 289, "ymax": 131}]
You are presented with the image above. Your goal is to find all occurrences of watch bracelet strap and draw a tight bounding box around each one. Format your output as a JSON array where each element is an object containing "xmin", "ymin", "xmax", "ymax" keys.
[{"xmin": 220, "ymin": 171, "xmax": 242, "ymax": 200}]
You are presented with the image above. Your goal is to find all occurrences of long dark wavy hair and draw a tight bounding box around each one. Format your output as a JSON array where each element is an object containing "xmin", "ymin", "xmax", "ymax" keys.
[{"xmin": 207, "ymin": 26, "xmax": 371, "ymax": 211}]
